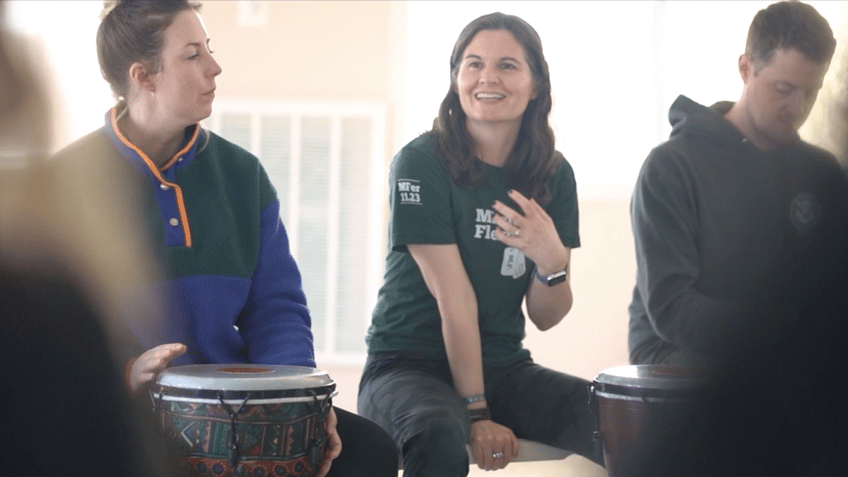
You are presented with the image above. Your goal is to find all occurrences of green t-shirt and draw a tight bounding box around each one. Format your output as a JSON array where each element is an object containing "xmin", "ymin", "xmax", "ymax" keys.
[{"xmin": 366, "ymin": 133, "xmax": 580, "ymax": 366}]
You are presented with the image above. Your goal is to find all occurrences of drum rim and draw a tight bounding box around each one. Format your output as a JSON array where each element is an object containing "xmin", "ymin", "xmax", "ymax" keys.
[
  {"xmin": 151, "ymin": 385, "xmax": 338, "ymax": 405},
  {"xmin": 591, "ymin": 364, "xmax": 704, "ymax": 398},
  {"xmin": 591, "ymin": 383, "xmax": 695, "ymax": 399},
  {"xmin": 154, "ymin": 364, "xmax": 334, "ymax": 391}
]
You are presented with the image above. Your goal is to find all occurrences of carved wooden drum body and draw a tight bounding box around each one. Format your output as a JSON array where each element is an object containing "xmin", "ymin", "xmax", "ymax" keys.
[
  {"xmin": 590, "ymin": 365, "xmax": 705, "ymax": 477},
  {"xmin": 152, "ymin": 364, "xmax": 337, "ymax": 477}
]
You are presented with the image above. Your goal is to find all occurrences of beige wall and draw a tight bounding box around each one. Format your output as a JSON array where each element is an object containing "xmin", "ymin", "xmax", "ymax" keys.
[
  {"xmin": 201, "ymin": 1, "xmax": 408, "ymax": 160},
  {"xmin": 202, "ymin": 1, "xmax": 401, "ymax": 100},
  {"xmin": 199, "ymin": 1, "xmax": 633, "ymax": 410},
  {"xmin": 526, "ymin": 196, "xmax": 633, "ymax": 381}
]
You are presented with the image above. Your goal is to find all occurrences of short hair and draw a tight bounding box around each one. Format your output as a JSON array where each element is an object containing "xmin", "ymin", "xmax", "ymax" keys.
[
  {"xmin": 97, "ymin": 0, "xmax": 201, "ymax": 100},
  {"xmin": 432, "ymin": 12, "xmax": 557, "ymax": 204},
  {"xmin": 746, "ymin": 1, "xmax": 836, "ymax": 72}
]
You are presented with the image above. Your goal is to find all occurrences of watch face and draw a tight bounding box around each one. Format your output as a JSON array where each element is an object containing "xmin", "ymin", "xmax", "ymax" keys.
[{"xmin": 534, "ymin": 267, "xmax": 568, "ymax": 286}]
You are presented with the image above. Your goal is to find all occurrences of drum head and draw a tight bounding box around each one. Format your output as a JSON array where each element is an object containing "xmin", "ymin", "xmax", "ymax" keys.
[
  {"xmin": 156, "ymin": 364, "xmax": 333, "ymax": 391},
  {"xmin": 593, "ymin": 365, "xmax": 705, "ymax": 398}
]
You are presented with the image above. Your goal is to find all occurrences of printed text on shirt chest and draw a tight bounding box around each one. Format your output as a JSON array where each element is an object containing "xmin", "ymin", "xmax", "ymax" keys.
[{"xmin": 474, "ymin": 208, "xmax": 499, "ymax": 241}]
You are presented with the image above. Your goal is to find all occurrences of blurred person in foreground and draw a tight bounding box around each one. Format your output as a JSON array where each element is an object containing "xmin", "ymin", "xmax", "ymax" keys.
[
  {"xmin": 52, "ymin": 2, "xmax": 397, "ymax": 476},
  {"xmin": 628, "ymin": 0, "xmax": 848, "ymax": 369},
  {"xmin": 0, "ymin": 0, "xmax": 174, "ymax": 475},
  {"xmin": 358, "ymin": 12, "xmax": 602, "ymax": 476},
  {"xmin": 634, "ymin": 42, "xmax": 848, "ymax": 477},
  {"xmin": 625, "ymin": 2, "xmax": 848, "ymax": 475}
]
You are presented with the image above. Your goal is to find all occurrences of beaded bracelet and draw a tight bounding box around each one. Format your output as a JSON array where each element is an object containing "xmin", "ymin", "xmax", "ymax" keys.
[
  {"xmin": 462, "ymin": 394, "xmax": 486, "ymax": 405},
  {"xmin": 469, "ymin": 406, "xmax": 492, "ymax": 423}
]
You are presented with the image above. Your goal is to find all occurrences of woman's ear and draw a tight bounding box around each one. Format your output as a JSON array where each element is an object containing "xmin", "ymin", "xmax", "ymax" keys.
[
  {"xmin": 450, "ymin": 68, "xmax": 461, "ymax": 94},
  {"xmin": 128, "ymin": 61, "xmax": 155, "ymax": 93}
]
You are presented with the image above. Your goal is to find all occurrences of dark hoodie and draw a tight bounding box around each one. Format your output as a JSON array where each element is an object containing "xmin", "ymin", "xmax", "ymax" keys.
[{"xmin": 628, "ymin": 95, "xmax": 848, "ymax": 366}]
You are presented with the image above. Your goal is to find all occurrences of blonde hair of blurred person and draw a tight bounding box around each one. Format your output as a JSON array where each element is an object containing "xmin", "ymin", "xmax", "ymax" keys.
[
  {"xmin": 0, "ymin": 1, "xmax": 162, "ymax": 351},
  {"xmin": 0, "ymin": 1, "xmax": 176, "ymax": 475}
]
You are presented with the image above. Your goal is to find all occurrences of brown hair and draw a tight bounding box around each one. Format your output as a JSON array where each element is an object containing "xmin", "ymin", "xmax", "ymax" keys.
[
  {"xmin": 97, "ymin": 0, "xmax": 201, "ymax": 100},
  {"xmin": 432, "ymin": 12, "xmax": 557, "ymax": 204},
  {"xmin": 746, "ymin": 1, "xmax": 835, "ymax": 72}
]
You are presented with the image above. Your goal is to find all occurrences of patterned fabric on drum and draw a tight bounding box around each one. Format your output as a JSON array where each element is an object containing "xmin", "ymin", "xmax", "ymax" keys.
[{"xmin": 158, "ymin": 400, "xmax": 328, "ymax": 477}]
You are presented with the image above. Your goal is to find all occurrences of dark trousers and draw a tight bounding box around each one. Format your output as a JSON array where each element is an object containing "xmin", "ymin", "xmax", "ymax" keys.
[
  {"xmin": 358, "ymin": 352, "xmax": 600, "ymax": 477},
  {"xmin": 328, "ymin": 406, "xmax": 399, "ymax": 477}
]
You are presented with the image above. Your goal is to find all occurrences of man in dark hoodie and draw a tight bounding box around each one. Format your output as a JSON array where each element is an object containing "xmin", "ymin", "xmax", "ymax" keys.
[
  {"xmin": 628, "ymin": 1, "xmax": 848, "ymax": 368},
  {"xmin": 618, "ymin": 3, "xmax": 848, "ymax": 475}
]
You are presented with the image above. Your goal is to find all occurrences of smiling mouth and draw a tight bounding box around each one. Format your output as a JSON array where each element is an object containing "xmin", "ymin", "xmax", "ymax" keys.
[{"xmin": 475, "ymin": 92, "xmax": 505, "ymax": 100}]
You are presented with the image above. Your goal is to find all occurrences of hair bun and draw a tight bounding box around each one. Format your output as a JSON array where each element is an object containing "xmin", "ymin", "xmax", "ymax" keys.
[{"xmin": 99, "ymin": 1, "xmax": 120, "ymax": 21}]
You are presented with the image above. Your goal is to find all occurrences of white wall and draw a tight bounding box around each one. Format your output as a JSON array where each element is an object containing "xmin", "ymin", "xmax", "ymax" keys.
[
  {"xmin": 6, "ymin": 1, "xmax": 112, "ymax": 148},
  {"xmin": 404, "ymin": 1, "xmax": 848, "ymax": 193}
]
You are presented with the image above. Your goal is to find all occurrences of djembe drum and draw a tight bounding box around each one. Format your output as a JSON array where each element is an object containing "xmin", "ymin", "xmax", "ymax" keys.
[
  {"xmin": 589, "ymin": 365, "xmax": 705, "ymax": 477},
  {"xmin": 152, "ymin": 364, "xmax": 337, "ymax": 477}
]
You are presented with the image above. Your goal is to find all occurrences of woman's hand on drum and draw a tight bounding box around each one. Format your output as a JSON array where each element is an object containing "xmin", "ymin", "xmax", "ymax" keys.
[
  {"xmin": 316, "ymin": 406, "xmax": 342, "ymax": 477},
  {"xmin": 469, "ymin": 419, "xmax": 519, "ymax": 471},
  {"xmin": 128, "ymin": 343, "xmax": 187, "ymax": 393},
  {"xmin": 493, "ymin": 190, "xmax": 567, "ymax": 274}
]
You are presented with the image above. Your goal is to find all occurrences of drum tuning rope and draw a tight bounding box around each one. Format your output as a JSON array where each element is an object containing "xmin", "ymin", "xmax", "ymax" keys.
[
  {"xmin": 152, "ymin": 385, "xmax": 167, "ymax": 431},
  {"xmin": 218, "ymin": 392, "xmax": 251, "ymax": 469},
  {"xmin": 587, "ymin": 383, "xmax": 605, "ymax": 466},
  {"xmin": 307, "ymin": 389, "xmax": 333, "ymax": 464}
]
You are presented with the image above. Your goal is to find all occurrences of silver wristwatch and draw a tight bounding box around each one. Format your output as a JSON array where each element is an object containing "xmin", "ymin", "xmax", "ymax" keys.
[{"xmin": 534, "ymin": 264, "xmax": 568, "ymax": 286}]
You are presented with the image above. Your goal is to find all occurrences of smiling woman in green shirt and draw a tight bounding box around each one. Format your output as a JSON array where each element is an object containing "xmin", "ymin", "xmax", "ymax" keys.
[{"xmin": 358, "ymin": 11, "xmax": 601, "ymax": 476}]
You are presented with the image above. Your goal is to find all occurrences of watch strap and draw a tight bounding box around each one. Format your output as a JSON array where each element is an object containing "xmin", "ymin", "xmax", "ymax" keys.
[{"xmin": 534, "ymin": 264, "xmax": 568, "ymax": 286}]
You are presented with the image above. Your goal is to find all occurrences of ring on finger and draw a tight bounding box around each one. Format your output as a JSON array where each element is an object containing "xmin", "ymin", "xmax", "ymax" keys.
[
  {"xmin": 492, "ymin": 452, "xmax": 505, "ymax": 459},
  {"xmin": 513, "ymin": 228, "xmax": 520, "ymax": 238}
]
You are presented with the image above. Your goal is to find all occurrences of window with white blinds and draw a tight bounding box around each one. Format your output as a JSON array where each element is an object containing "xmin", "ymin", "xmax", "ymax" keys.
[{"xmin": 207, "ymin": 100, "xmax": 387, "ymax": 364}]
